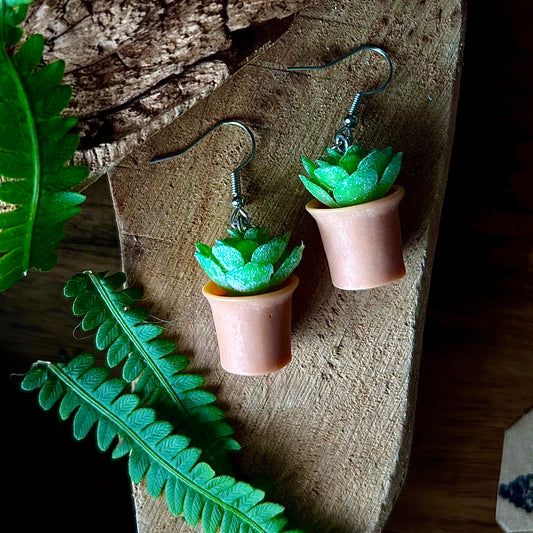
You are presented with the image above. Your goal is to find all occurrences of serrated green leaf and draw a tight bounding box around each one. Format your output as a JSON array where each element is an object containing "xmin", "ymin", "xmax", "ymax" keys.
[
  {"xmin": 106, "ymin": 334, "xmax": 132, "ymax": 367},
  {"xmin": 21, "ymin": 356, "xmax": 305, "ymax": 533},
  {"xmin": 166, "ymin": 477, "xmax": 187, "ymax": 515},
  {"xmin": 95, "ymin": 318, "xmax": 122, "ymax": 350},
  {"xmin": 96, "ymin": 418, "xmax": 118, "ymax": 452},
  {"xmin": 11, "ymin": 33, "xmax": 43, "ymax": 78},
  {"xmin": 73, "ymin": 404, "xmax": 98, "ymax": 440},
  {"xmin": 129, "ymin": 447, "xmax": 150, "ymax": 483},
  {"xmin": 0, "ymin": 18, "xmax": 87, "ymax": 292},
  {"xmin": 146, "ymin": 463, "xmax": 168, "ymax": 498},
  {"xmin": 65, "ymin": 270, "xmax": 241, "ymax": 474},
  {"xmin": 20, "ymin": 363, "xmax": 47, "ymax": 391},
  {"xmin": 59, "ymin": 389, "xmax": 81, "ymax": 420},
  {"xmin": 183, "ymin": 490, "xmax": 203, "ymax": 526}
]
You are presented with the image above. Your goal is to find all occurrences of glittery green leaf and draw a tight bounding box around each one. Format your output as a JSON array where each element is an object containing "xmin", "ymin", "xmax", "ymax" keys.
[
  {"xmin": 298, "ymin": 142, "xmax": 402, "ymax": 207},
  {"xmin": 313, "ymin": 165, "xmax": 350, "ymax": 191},
  {"xmin": 271, "ymin": 244, "xmax": 304, "ymax": 287},
  {"xmin": 225, "ymin": 262, "xmax": 274, "ymax": 294},
  {"xmin": 212, "ymin": 240, "xmax": 245, "ymax": 271},
  {"xmin": 358, "ymin": 147, "xmax": 393, "ymax": 176},
  {"xmin": 338, "ymin": 142, "xmax": 367, "ymax": 174},
  {"xmin": 333, "ymin": 169, "xmax": 378, "ymax": 206},
  {"xmin": 374, "ymin": 151, "xmax": 403, "ymax": 199},
  {"xmin": 251, "ymin": 234, "xmax": 288, "ymax": 265},
  {"xmin": 197, "ymin": 226, "xmax": 302, "ymax": 295},
  {"xmin": 299, "ymin": 175, "xmax": 339, "ymax": 207}
]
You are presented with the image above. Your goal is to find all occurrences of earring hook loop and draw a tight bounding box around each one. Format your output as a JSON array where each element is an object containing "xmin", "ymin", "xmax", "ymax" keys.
[
  {"xmin": 287, "ymin": 45, "xmax": 393, "ymax": 153},
  {"xmin": 150, "ymin": 120, "xmax": 257, "ymax": 232}
]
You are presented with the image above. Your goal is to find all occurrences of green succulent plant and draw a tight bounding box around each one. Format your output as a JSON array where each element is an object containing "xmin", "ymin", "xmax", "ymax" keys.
[
  {"xmin": 195, "ymin": 226, "xmax": 303, "ymax": 295},
  {"xmin": 299, "ymin": 142, "xmax": 403, "ymax": 208}
]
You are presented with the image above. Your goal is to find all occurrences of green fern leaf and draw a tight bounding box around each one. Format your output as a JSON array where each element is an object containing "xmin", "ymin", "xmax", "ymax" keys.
[
  {"xmin": 20, "ymin": 356, "xmax": 305, "ymax": 533},
  {"xmin": 64, "ymin": 270, "xmax": 240, "ymax": 474},
  {"xmin": 0, "ymin": 4, "xmax": 88, "ymax": 292}
]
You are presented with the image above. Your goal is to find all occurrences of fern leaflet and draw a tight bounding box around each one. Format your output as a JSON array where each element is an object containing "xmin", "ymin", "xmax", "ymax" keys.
[
  {"xmin": 21, "ymin": 354, "xmax": 304, "ymax": 533},
  {"xmin": 0, "ymin": 1, "xmax": 88, "ymax": 291},
  {"xmin": 64, "ymin": 270, "xmax": 240, "ymax": 474}
]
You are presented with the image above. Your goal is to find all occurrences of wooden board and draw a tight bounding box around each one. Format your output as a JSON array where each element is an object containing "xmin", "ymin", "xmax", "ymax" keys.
[{"xmin": 108, "ymin": 1, "xmax": 465, "ymax": 531}]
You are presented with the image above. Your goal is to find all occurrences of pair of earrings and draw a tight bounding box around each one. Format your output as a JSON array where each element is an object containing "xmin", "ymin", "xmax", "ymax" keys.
[{"xmin": 151, "ymin": 45, "xmax": 406, "ymax": 377}]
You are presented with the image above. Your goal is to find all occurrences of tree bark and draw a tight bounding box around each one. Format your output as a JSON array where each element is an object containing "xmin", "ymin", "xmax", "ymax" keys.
[{"xmin": 24, "ymin": 0, "xmax": 309, "ymax": 184}]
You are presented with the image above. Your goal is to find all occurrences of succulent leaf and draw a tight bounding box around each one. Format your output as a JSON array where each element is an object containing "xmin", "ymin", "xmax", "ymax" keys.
[
  {"xmin": 338, "ymin": 142, "xmax": 367, "ymax": 174},
  {"xmin": 271, "ymin": 244, "xmax": 304, "ymax": 288},
  {"xmin": 251, "ymin": 234, "xmax": 289, "ymax": 265},
  {"xmin": 225, "ymin": 238, "xmax": 258, "ymax": 262},
  {"xmin": 299, "ymin": 175, "xmax": 338, "ymax": 207},
  {"xmin": 358, "ymin": 147, "xmax": 393, "ymax": 176},
  {"xmin": 313, "ymin": 165, "xmax": 350, "ymax": 191},
  {"xmin": 301, "ymin": 156, "xmax": 318, "ymax": 177},
  {"xmin": 212, "ymin": 240, "xmax": 245, "ymax": 271},
  {"xmin": 333, "ymin": 169, "xmax": 378, "ymax": 206},
  {"xmin": 300, "ymin": 142, "xmax": 402, "ymax": 207},
  {"xmin": 373, "ymin": 151, "xmax": 403, "ymax": 199},
  {"xmin": 195, "ymin": 252, "xmax": 228, "ymax": 289},
  {"xmin": 225, "ymin": 262, "xmax": 274, "ymax": 293},
  {"xmin": 325, "ymin": 147, "xmax": 342, "ymax": 165},
  {"xmin": 196, "ymin": 227, "xmax": 303, "ymax": 295}
]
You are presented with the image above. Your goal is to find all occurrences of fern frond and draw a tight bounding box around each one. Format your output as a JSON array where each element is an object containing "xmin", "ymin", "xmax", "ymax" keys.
[
  {"xmin": 0, "ymin": 3, "xmax": 88, "ymax": 291},
  {"xmin": 21, "ymin": 355, "xmax": 304, "ymax": 533},
  {"xmin": 64, "ymin": 270, "xmax": 240, "ymax": 474}
]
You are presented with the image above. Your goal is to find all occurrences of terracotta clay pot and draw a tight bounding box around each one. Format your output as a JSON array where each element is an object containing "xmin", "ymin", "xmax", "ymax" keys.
[
  {"xmin": 202, "ymin": 274, "xmax": 299, "ymax": 376},
  {"xmin": 306, "ymin": 185, "xmax": 406, "ymax": 290}
]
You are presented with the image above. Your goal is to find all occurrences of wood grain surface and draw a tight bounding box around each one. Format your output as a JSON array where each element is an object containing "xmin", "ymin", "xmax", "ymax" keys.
[
  {"xmin": 3, "ymin": 1, "xmax": 531, "ymax": 533},
  {"xmin": 107, "ymin": 0, "xmax": 464, "ymax": 531}
]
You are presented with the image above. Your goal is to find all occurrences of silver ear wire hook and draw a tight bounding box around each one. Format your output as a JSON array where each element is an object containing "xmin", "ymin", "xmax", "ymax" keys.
[
  {"xmin": 287, "ymin": 45, "xmax": 393, "ymax": 154},
  {"xmin": 150, "ymin": 120, "xmax": 257, "ymax": 233}
]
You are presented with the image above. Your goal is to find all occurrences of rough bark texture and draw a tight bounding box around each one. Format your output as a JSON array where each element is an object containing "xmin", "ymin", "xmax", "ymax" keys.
[
  {"xmin": 107, "ymin": 1, "xmax": 465, "ymax": 531},
  {"xmin": 23, "ymin": 0, "xmax": 309, "ymax": 184}
]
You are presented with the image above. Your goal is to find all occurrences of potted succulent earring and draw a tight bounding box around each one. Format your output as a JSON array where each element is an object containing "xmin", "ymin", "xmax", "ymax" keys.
[
  {"xmin": 152, "ymin": 121, "xmax": 304, "ymax": 376},
  {"xmin": 288, "ymin": 46, "xmax": 406, "ymax": 290}
]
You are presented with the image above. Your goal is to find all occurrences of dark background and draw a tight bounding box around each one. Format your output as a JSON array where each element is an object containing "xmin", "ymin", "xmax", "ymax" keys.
[{"xmin": 3, "ymin": 1, "xmax": 532, "ymax": 531}]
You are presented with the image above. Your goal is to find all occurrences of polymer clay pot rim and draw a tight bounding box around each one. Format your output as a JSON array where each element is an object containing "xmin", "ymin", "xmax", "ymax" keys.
[
  {"xmin": 305, "ymin": 185, "xmax": 405, "ymax": 216},
  {"xmin": 202, "ymin": 273, "xmax": 299, "ymax": 301}
]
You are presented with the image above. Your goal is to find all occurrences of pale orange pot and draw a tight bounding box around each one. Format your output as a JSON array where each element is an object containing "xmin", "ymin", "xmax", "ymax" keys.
[
  {"xmin": 202, "ymin": 274, "xmax": 299, "ymax": 376},
  {"xmin": 306, "ymin": 185, "xmax": 406, "ymax": 290}
]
